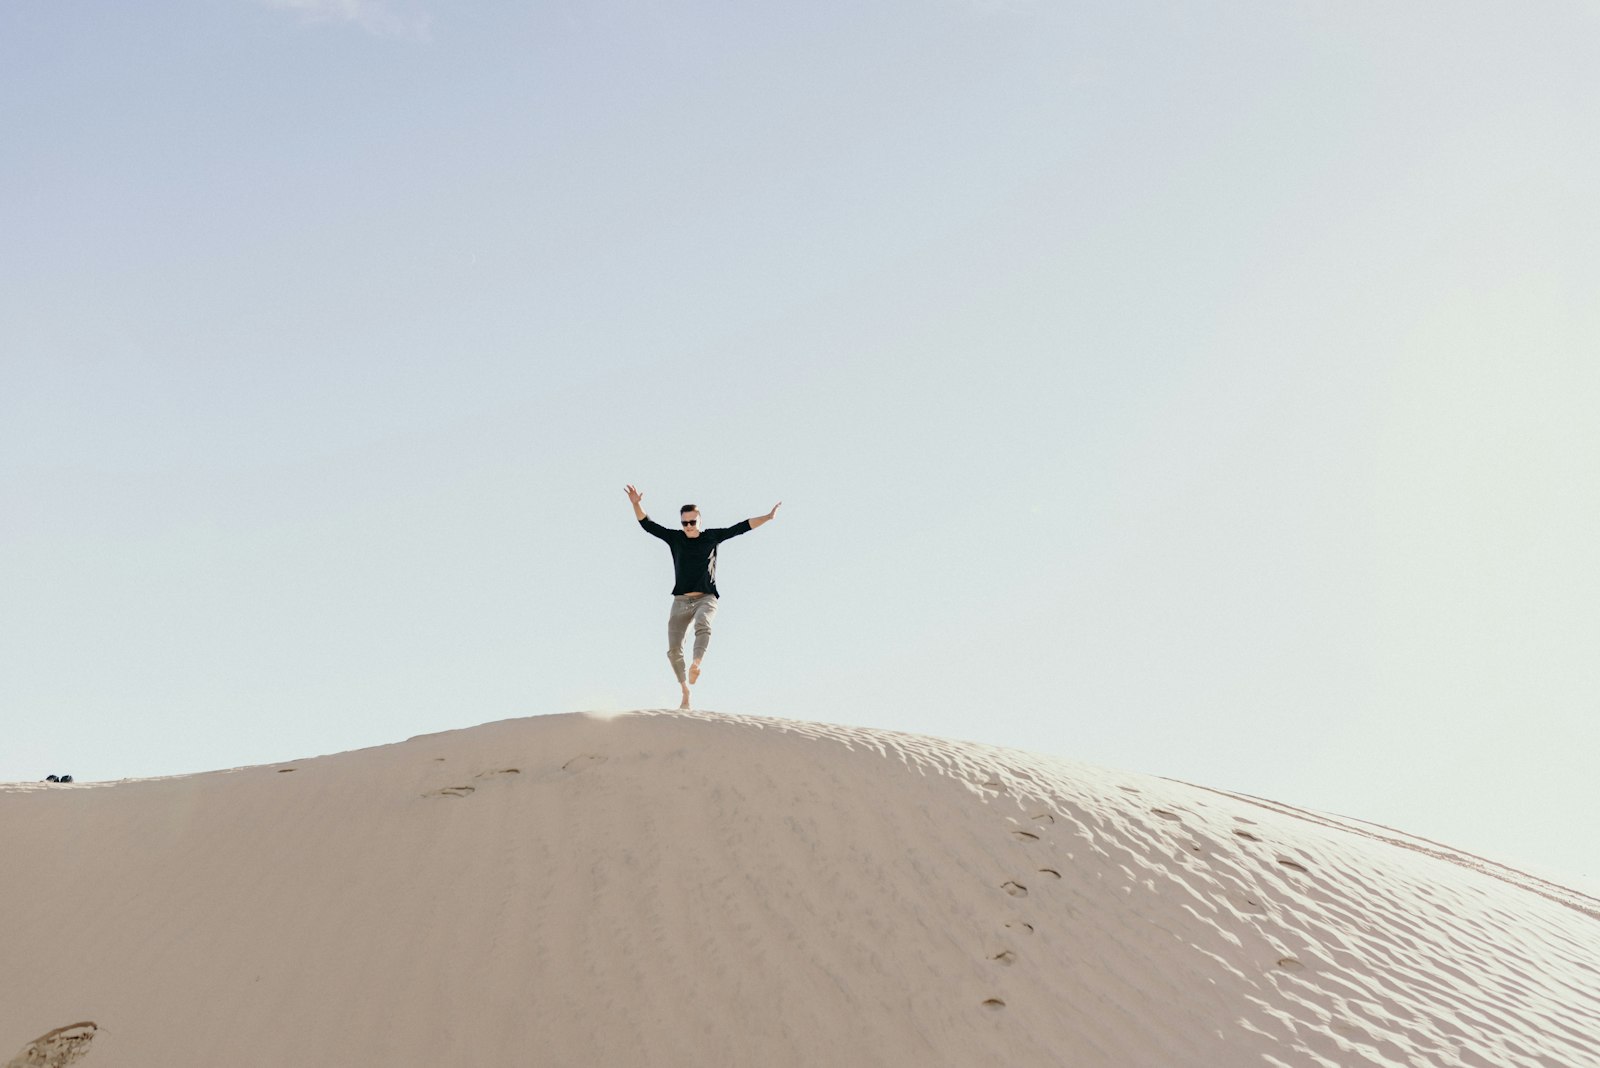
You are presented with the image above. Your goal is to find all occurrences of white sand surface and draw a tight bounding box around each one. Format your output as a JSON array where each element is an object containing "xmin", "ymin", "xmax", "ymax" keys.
[{"xmin": 3, "ymin": 709, "xmax": 1598, "ymax": 1067}]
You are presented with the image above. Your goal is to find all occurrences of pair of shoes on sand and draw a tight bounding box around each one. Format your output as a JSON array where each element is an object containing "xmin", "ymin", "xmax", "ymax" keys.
[{"xmin": 44, "ymin": 774, "xmax": 73, "ymax": 783}]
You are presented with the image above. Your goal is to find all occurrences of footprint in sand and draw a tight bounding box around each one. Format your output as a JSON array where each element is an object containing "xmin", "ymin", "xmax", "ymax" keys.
[
  {"xmin": 1227, "ymin": 891, "xmax": 1268, "ymax": 915},
  {"xmin": 1151, "ymin": 808, "xmax": 1182, "ymax": 821},
  {"xmin": 980, "ymin": 998, "xmax": 1006, "ymax": 1011},
  {"xmin": 1011, "ymin": 830, "xmax": 1040, "ymax": 842},
  {"xmin": 1001, "ymin": 880, "xmax": 1029, "ymax": 898},
  {"xmin": 423, "ymin": 785, "xmax": 475, "ymax": 799},
  {"xmin": 989, "ymin": 949, "xmax": 1018, "ymax": 966},
  {"xmin": 6, "ymin": 1022, "xmax": 97, "ymax": 1068},
  {"xmin": 562, "ymin": 754, "xmax": 608, "ymax": 773},
  {"xmin": 473, "ymin": 768, "xmax": 521, "ymax": 779}
]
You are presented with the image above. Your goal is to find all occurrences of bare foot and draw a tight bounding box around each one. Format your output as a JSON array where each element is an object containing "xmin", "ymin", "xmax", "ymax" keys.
[
  {"xmin": 689, "ymin": 660, "xmax": 702, "ymax": 684},
  {"xmin": 679, "ymin": 685, "xmax": 691, "ymax": 710}
]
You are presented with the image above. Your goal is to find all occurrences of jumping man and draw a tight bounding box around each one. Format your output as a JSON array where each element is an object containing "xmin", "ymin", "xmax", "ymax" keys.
[{"xmin": 625, "ymin": 485, "xmax": 780, "ymax": 710}]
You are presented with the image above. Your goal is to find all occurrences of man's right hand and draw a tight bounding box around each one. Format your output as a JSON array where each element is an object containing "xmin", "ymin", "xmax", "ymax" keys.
[{"xmin": 625, "ymin": 484, "xmax": 643, "ymax": 506}]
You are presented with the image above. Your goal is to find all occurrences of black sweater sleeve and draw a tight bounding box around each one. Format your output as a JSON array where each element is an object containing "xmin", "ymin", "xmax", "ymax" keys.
[
  {"xmin": 707, "ymin": 519, "xmax": 753, "ymax": 543},
  {"xmin": 639, "ymin": 516, "xmax": 675, "ymax": 541}
]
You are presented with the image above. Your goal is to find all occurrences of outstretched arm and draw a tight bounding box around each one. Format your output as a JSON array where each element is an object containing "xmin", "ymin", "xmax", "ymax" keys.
[
  {"xmin": 749, "ymin": 501, "xmax": 782, "ymax": 530},
  {"xmin": 628, "ymin": 483, "xmax": 675, "ymax": 539}
]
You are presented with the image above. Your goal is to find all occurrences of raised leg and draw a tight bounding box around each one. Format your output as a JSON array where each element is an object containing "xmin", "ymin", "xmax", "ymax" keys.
[{"xmin": 666, "ymin": 597, "xmax": 695, "ymax": 706}]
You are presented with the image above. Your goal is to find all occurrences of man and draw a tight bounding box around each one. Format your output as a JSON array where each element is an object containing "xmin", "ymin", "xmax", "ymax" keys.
[{"xmin": 626, "ymin": 484, "xmax": 780, "ymax": 710}]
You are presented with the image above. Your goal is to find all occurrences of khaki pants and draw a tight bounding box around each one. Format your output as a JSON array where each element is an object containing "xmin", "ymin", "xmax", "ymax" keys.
[{"xmin": 666, "ymin": 594, "xmax": 719, "ymax": 683}]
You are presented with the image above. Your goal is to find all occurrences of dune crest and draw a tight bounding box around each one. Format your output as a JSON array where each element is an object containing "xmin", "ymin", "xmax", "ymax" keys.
[{"xmin": 3, "ymin": 709, "xmax": 1597, "ymax": 1066}]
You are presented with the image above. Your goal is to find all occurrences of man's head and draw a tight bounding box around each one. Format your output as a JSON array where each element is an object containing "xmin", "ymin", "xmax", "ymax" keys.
[{"xmin": 680, "ymin": 503, "xmax": 701, "ymax": 538}]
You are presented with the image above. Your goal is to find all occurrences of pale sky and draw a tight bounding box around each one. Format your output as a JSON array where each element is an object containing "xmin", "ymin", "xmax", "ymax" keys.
[{"xmin": 4, "ymin": 2, "xmax": 1597, "ymax": 886}]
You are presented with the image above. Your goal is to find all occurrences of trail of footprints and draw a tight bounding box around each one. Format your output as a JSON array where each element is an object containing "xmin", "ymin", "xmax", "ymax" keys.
[
  {"xmin": 978, "ymin": 785, "xmax": 1319, "ymax": 1011},
  {"xmin": 981, "ymin": 809, "xmax": 1060, "ymax": 1010},
  {"xmin": 420, "ymin": 754, "xmax": 608, "ymax": 798},
  {"xmin": 422, "ymin": 767, "xmax": 520, "ymax": 799}
]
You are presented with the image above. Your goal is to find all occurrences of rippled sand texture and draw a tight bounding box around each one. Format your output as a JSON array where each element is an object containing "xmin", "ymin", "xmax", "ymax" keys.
[{"xmin": 3, "ymin": 709, "xmax": 1597, "ymax": 1066}]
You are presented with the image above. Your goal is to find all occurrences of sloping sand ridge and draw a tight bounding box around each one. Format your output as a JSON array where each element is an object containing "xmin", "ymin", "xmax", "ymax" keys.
[{"xmin": 3, "ymin": 709, "xmax": 1598, "ymax": 1066}]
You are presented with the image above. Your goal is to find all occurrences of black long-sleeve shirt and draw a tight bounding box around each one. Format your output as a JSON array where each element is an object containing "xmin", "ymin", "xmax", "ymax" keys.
[{"xmin": 638, "ymin": 516, "xmax": 752, "ymax": 596}]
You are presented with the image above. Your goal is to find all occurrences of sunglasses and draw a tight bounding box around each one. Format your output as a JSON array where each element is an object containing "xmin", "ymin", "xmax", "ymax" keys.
[{"xmin": 681, "ymin": 519, "xmax": 698, "ymax": 527}]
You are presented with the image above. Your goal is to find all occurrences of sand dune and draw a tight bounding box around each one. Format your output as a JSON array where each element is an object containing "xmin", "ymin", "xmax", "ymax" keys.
[{"xmin": 3, "ymin": 709, "xmax": 1598, "ymax": 1066}]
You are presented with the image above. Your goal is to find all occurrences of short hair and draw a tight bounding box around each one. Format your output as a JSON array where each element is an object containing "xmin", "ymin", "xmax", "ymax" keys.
[{"xmin": 680, "ymin": 503, "xmax": 699, "ymax": 515}]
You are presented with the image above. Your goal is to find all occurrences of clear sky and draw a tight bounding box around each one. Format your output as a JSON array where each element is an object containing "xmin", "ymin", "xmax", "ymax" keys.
[{"xmin": 4, "ymin": 1, "xmax": 1597, "ymax": 886}]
